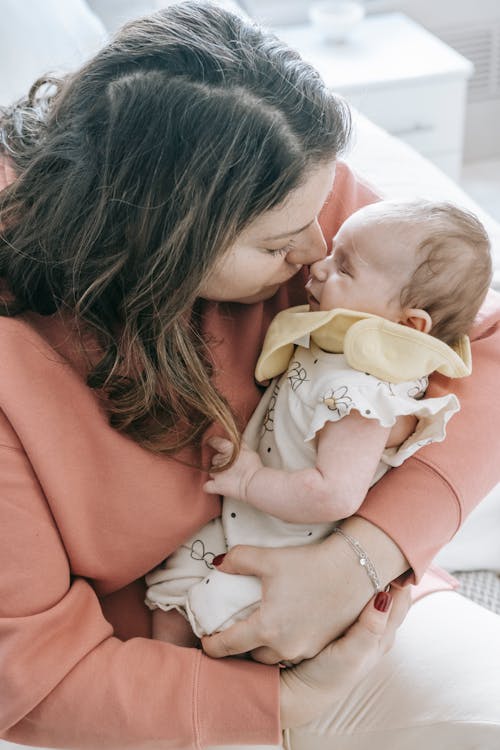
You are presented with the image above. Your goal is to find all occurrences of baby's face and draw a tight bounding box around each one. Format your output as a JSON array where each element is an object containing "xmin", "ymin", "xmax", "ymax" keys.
[{"xmin": 306, "ymin": 203, "xmax": 418, "ymax": 320}]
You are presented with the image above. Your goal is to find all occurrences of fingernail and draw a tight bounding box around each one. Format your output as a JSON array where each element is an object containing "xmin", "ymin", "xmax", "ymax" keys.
[
  {"xmin": 212, "ymin": 553, "xmax": 226, "ymax": 567},
  {"xmin": 374, "ymin": 591, "xmax": 392, "ymax": 612}
]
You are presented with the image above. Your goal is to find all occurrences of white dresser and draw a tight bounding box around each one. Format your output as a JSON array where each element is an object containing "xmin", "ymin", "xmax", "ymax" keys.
[{"xmin": 273, "ymin": 13, "xmax": 473, "ymax": 181}]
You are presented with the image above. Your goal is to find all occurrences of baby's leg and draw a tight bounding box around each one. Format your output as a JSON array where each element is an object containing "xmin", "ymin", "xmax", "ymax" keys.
[
  {"xmin": 145, "ymin": 517, "xmax": 227, "ymax": 640},
  {"xmin": 152, "ymin": 608, "xmax": 200, "ymax": 648}
]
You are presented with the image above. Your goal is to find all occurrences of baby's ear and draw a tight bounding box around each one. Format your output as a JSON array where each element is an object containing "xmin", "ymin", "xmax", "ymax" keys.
[{"xmin": 399, "ymin": 308, "xmax": 432, "ymax": 334}]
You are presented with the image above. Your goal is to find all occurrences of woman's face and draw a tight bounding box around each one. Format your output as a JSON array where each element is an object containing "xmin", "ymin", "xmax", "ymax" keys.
[{"xmin": 198, "ymin": 161, "xmax": 336, "ymax": 304}]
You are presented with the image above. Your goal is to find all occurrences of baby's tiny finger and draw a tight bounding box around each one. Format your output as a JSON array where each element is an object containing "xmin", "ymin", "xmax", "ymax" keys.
[
  {"xmin": 211, "ymin": 454, "xmax": 228, "ymax": 468},
  {"xmin": 207, "ymin": 436, "xmax": 233, "ymax": 453},
  {"xmin": 203, "ymin": 480, "xmax": 218, "ymax": 494}
]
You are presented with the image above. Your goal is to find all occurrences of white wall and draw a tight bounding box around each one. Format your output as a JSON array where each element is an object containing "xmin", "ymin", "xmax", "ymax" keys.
[
  {"xmin": 248, "ymin": 0, "xmax": 500, "ymax": 161},
  {"xmin": 364, "ymin": 1, "xmax": 500, "ymax": 161}
]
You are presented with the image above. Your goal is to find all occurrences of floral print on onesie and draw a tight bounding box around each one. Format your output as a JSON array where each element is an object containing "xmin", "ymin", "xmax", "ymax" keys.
[{"xmin": 145, "ymin": 343, "xmax": 459, "ymax": 637}]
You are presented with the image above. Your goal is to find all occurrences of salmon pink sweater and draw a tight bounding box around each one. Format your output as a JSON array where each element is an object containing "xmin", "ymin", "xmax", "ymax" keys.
[{"xmin": 1, "ymin": 161, "xmax": 500, "ymax": 749}]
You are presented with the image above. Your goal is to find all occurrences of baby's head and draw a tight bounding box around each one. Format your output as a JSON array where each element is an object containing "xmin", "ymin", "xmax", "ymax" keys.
[{"xmin": 306, "ymin": 199, "xmax": 492, "ymax": 344}]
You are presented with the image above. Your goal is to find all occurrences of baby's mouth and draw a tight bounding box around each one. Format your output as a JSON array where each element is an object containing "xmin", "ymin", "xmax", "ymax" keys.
[
  {"xmin": 305, "ymin": 278, "xmax": 320, "ymax": 309},
  {"xmin": 307, "ymin": 290, "xmax": 320, "ymax": 309}
]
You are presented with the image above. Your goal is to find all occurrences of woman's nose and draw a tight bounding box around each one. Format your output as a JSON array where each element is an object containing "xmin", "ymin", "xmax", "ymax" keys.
[{"xmin": 287, "ymin": 219, "xmax": 327, "ymax": 266}]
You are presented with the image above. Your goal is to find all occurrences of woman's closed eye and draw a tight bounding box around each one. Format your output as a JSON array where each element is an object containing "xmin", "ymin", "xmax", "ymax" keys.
[{"xmin": 266, "ymin": 240, "xmax": 295, "ymax": 257}]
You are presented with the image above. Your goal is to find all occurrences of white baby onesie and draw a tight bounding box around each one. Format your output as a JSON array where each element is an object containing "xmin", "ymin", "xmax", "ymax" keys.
[{"xmin": 145, "ymin": 342, "xmax": 459, "ymax": 637}]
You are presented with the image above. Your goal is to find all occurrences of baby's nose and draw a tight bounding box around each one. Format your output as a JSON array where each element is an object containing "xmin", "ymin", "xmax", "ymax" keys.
[{"xmin": 310, "ymin": 257, "xmax": 329, "ymax": 281}]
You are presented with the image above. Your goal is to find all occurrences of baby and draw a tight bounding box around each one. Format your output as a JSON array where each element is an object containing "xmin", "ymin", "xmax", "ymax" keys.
[{"xmin": 145, "ymin": 199, "xmax": 492, "ymax": 641}]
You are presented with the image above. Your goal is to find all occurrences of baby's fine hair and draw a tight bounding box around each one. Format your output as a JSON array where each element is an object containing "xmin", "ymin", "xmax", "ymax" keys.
[{"xmin": 387, "ymin": 200, "xmax": 492, "ymax": 344}]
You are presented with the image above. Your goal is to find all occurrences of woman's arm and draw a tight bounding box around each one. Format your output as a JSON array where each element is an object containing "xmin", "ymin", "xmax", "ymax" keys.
[
  {"xmin": 0, "ymin": 410, "xmax": 407, "ymax": 747},
  {"xmin": 0, "ymin": 413, "xmax": 280, "ymax": 748},
  {"xmin": 205, "ymin": 416, "xmax": 391, "ymax": 523}
]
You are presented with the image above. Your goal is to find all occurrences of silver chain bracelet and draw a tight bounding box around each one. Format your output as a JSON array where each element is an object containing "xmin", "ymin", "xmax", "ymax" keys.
[{"xmin": 333, "ymin": 527, "xmax": 382, "ymax": 594}]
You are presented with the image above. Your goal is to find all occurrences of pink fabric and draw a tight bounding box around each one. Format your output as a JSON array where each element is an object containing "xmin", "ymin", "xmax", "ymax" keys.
[
  {"xmin": 0, "ymin": 158, "xmax": 499, "ymax": 748},
  {"xmin": 0, "ymin": 158, "xmax": 16, "ymax": 188}
]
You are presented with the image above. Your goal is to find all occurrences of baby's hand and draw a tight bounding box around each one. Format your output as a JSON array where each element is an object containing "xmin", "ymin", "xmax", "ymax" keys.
[{"xmin": 203, "ymin": 437, "xmax": 263, "ymax": 501}]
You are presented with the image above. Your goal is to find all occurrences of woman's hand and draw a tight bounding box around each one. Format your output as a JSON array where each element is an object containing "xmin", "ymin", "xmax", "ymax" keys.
[
  {"xmin": 280, "ymin": 587, "xmax": 411, "ymax": 728},
  {"xmin": 201, "ymin": 516, "xmax": 410, "ymax": 664}
]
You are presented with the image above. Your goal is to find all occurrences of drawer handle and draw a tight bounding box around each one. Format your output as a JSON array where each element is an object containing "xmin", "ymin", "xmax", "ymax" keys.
[{"xmin": 390, "ymin": 123, "xmax": 435, "ymax": 138}]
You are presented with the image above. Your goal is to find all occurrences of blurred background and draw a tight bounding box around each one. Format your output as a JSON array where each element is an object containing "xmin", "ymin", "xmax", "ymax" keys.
[{"xmin": 1, "ymin": 0, "xmax": 498, "ymax": 220}]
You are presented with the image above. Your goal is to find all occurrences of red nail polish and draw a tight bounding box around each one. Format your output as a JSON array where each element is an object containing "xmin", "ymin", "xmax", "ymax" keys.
[
  {"xmin": 212, "ymin": 553, "xmax": 226, "ymax": 567},
  {"xmin": 374, "ymin": 591, "xmax": 392, "ymax": 612}
]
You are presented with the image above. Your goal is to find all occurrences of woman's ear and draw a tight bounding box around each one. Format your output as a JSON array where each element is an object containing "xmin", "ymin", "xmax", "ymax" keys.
[{"xmin": 399, "ymin": 308, "xmax": 432, "ymax": 333}]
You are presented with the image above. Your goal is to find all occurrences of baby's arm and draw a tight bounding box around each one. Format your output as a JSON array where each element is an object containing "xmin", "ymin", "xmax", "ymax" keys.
[
  {"xmin": 386, "ymin": 414, "xmax": 417, "ymax": 448},
  {"xmin": 204, "ymin": 413, "xmax": 393, "ymax": 524}
]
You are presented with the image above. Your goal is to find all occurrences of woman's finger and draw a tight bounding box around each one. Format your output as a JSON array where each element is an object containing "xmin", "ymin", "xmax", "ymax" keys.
[
  {"xmin": 379, "ymin": 586, "xmax": 412, "ymax": 652},
  {"xmin": 201, "ymin": 609, "xmax": 264, "ymax": 658},
  {"xmin": 355, "ymin": 590, "xmax": 394, "ymax": 636},
  {"xmin": 212, "ymin": 544, "xmax": 271, "ymax": 579},
  {"xmin": 340, "ymin": 587, "xmax": 411, "ymax": 666}
]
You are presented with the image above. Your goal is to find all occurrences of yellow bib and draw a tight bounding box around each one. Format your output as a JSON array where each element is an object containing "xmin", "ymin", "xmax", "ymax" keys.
[{"xmin": 255, "ymin": 306, "xmax": 471, "ymax": 384}]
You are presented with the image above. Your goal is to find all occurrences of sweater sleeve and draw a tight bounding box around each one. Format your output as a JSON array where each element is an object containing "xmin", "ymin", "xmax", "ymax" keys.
[
  {"xmin": 0, "ymin": 411, "xmax": 280, "ymax": 749},
  {"xmin": 319, "ymin": 162, "xmax": 500, "ymax": 583}
]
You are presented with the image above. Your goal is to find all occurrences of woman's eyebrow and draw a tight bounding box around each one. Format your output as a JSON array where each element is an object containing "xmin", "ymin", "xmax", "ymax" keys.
[{"xmin": 262, "ymin": 218, "xmax": 314, "ymax": 241}]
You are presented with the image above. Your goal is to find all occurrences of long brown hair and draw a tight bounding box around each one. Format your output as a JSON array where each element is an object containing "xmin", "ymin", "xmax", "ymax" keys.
[{"xmin": 0, "ymin": 1, "xmax": 351, "ymax": 456}]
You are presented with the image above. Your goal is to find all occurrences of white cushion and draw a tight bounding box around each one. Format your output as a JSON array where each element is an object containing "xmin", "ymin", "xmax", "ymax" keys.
[
  {"xmin": 0, "ymin": 0, "xmax": 107, "ymax": 106},
  {"xmin": 434, "ymin": 484, "xmax": 500, "ymax": 573}
]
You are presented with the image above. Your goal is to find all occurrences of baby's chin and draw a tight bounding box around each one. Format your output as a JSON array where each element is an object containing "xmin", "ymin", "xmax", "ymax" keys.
[{"xmin": 306, "ymin": 291, "xmax": 320, "ymax": 311}]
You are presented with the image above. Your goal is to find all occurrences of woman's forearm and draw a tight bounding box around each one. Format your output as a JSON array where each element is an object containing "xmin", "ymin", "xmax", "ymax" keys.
[
  {"xmin": 339, "ymin": 515, "xmax": 410, "ymax": 584},
  {"xmin": 318, "ymin": 515, "xmax": 410, "ymax": 634}
]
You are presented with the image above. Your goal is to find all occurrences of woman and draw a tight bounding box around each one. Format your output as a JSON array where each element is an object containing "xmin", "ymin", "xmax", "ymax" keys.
[{"xmin": 0, "ymin": 3, "xmax": 499, "ymax": 749}]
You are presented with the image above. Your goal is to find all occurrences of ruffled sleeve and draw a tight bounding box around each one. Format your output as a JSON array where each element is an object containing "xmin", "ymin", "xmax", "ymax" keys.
[{"xmin": 304, "ymin": 368, "xmax": 460, "ymax": 467}]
